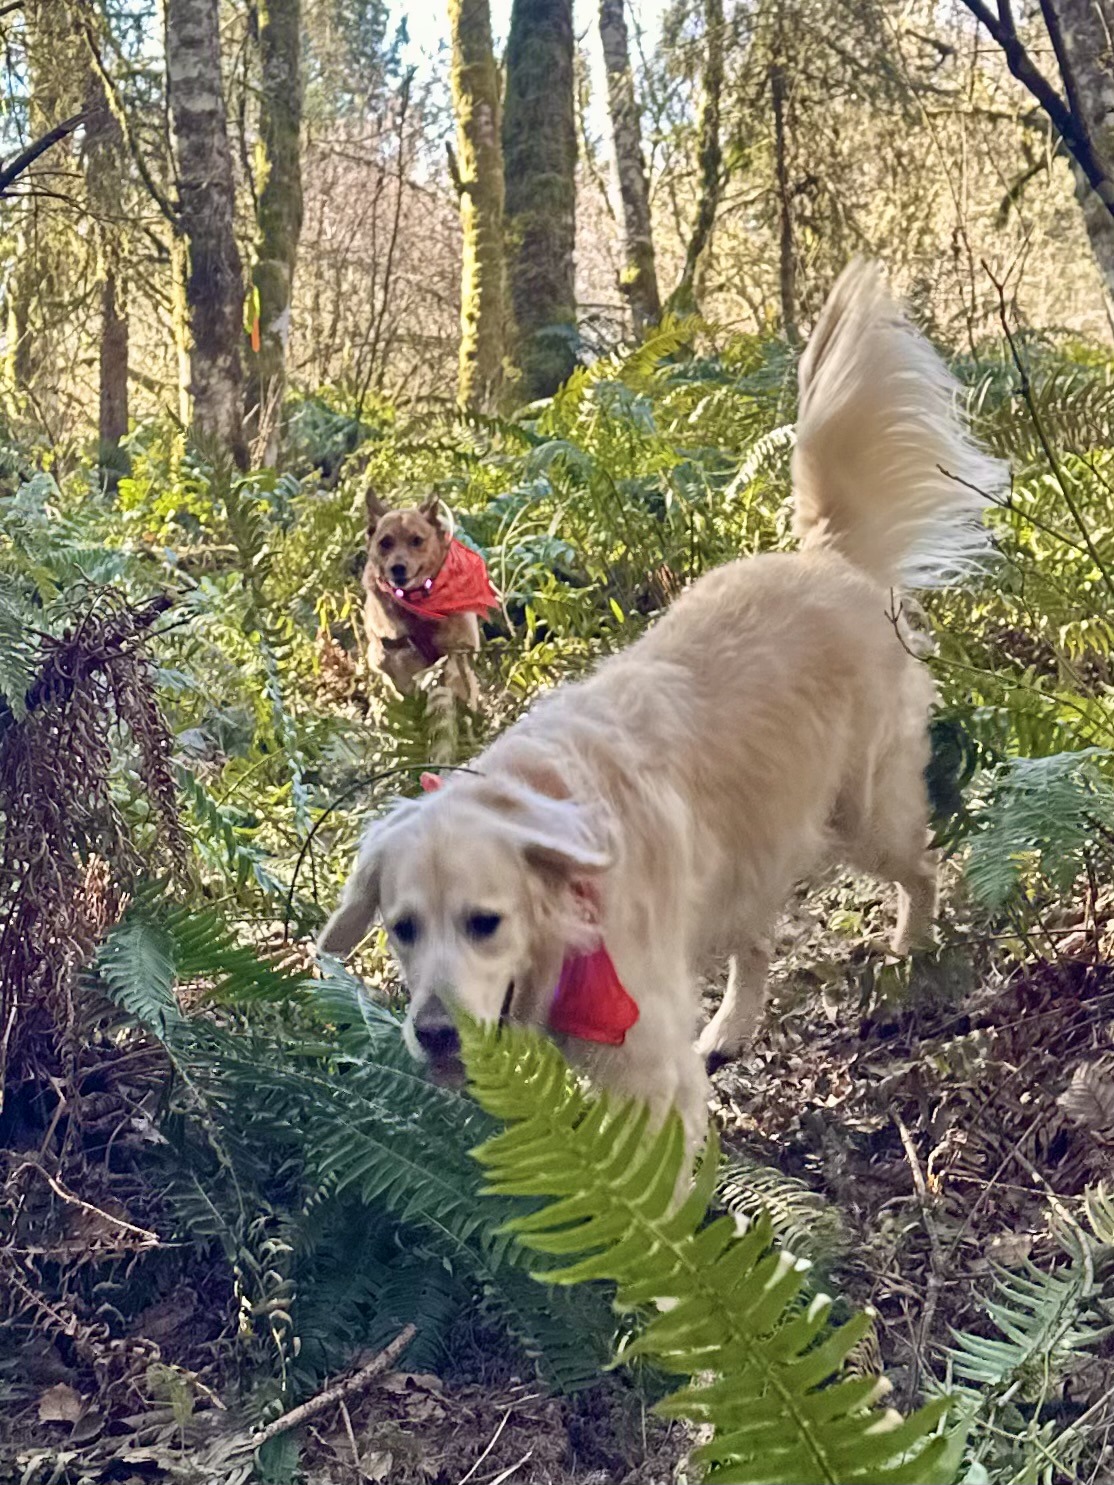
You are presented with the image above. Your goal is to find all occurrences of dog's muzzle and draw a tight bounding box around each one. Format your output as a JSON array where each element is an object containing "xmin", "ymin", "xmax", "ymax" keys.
[
  {"xmin": 412, "ymin": 997, "xmax": 460, "ymax": 1067},
  {"xmin": 408, "ymin": 985, "xmax": 516, "ymax": 1084}
]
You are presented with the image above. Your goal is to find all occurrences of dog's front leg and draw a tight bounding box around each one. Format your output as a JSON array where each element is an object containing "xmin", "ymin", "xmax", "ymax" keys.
[
  {"xmin": 379, "ymin": 642, "xmax": 426, "ymax": 696},
  {"xmin": 577, "ymin": 966, "xmax": 711, "ymax": 1164}
]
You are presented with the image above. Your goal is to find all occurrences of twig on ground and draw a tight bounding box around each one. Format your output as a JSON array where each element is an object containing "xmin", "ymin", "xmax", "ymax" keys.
[
  {"xmin": 484, "ymin": 1452, "xmax": 533, "ymax": 1485},
  {"xmin": 9, "ymin": 1160, "xmax": 159, "ymax": 1245},
  {"xmin": 459, "ymin": 1408, "xmax": 513, "ymax": 1485},
  {"xmin": 892, "ymin": 1111, "xmax": 946, "ymax": 1407},
  {"xmin": 252, "ymin": 1324, "xmax": 416, "ymax": 1447}
]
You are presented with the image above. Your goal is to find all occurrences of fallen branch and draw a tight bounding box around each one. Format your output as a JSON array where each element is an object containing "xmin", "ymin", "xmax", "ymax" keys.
[{"xmin": 252, "ymin": 1324, "xmax": 416, "ymax": 1447}]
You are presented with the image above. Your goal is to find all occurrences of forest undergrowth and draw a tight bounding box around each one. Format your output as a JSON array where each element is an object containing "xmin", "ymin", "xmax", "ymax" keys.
[{"xmin": 2, "ymin": 316, "xmax": 1114, "ymax": 1484}]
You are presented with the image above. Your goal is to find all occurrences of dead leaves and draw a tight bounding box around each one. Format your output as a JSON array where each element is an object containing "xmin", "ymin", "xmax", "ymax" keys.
[
  {"xmin": 1059, "ymin": 1060, "xmax": 1114, "ymax": 1141},
  {"xmin": 36, "ymin": 1383, "xmax": 84, "ymax": 1425}
]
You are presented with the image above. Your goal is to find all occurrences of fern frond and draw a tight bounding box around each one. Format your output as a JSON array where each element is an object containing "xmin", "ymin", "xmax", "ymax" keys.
[
  {"xmin": 964, "ymin": 750, "xmax": 1114, "ymax": 909},
  {"xmin": 717, "ymin": 1153, "xmax": 852, "ymax": 1272},
  {"xmin": 949, "ymin": 1220, "xmax": 1110, "ymax": 1399},
  {"xmin": 0, "ymin": 585, "xmax": 39, "ymax": 720},
  {"xmin": 1083, "ymin": 1183, "xmax": 1114, "ymax": 1245},
  {"xmin": 461, "ymin": 1019, "xmax": 954, "ymax": 1485},
  {"xmin": 103, "ymin": 898, "xmax": 309, "ymax": 1011},
  {"xmin": 95, "ymin": 910, "xmax": 182, "ymax": 1036}
]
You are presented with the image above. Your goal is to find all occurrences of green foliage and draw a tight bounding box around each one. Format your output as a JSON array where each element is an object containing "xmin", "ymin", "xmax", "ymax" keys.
[
  {"xmin": 90, "ymin": 900, "xmax": 617, "ymax": 1397},
  {"xmin": 5, "ymin": 308, "xmax": 1114, "ymax": 1479},
  {"xmin": 718, "ymin": 1152, "xmax": 853, "ymax": 1273},
  {"xmin": 963, "ymin": 750, "xmax": 1114, "ymax": 911},
  {"xmin": 948, "ymin": 1196, "xmax": 1114, "ymax": 1484},
  {"xmin": 462, "ymin": 1018, "xmax": 957, "ymax": 1485}
]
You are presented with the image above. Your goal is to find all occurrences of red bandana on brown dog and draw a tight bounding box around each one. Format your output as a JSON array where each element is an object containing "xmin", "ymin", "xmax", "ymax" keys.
[{"xmin": 362, "ymin": 490, "xmax": 496, "ymax": 706}]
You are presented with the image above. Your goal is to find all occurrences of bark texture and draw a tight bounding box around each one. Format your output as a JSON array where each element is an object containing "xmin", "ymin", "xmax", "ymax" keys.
[
  {"xmin": 668, "ymin": 0, "xmax": 724, "ymax": 316},
  {"xmin": 165, "ymin": 0, "xmax": 248, "ymax": 465},
  {"xmin": 81, "ymin": 42, "xmax": 129, "ymax": 473},
  {"xmin": 599, "ymin": 0, "xmax": 660, "ymax": 337},
  {"xmin": 5, "ymin": 0, "xmax": 81, "ymax": 401},
  {"xmin": 503, "ymin": 0, "xmax": 578, "ymax": 402},
  {"xmin": 770, "ymin": 60, "xmax": 798, "ymax": 345},
  {"xmin": 1044, "ymin": 0, "xmax": 1114, "ymax": 311},
  {"xmin": 449, "ymin": 0, "xmax": 507, "ymax": 409},
  {"xmin": 247, "ymin": 0, "xmax": 304, "ymax": 465}
]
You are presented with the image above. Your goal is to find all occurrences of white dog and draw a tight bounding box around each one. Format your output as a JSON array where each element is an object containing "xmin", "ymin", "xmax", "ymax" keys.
[{"xmin": 318, "ymin": 261, "xmax": 1004, "ymax": 1148}]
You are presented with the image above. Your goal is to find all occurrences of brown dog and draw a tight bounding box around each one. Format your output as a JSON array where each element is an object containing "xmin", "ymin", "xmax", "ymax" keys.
[{"xmin": 362, "ymin": 490, "xmax": 495, "ymax": 708}]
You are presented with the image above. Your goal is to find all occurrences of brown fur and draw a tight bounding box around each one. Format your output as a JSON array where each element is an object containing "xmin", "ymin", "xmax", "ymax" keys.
[{"xmin": 362, "ymin": 490, "xmax": 481, "ymax": 707}]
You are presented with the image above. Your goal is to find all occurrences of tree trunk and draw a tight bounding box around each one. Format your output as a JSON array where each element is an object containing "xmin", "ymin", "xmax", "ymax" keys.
[
  {"xmin": 4, "ymin": 0, "xmax": 81, "ymax": 409},
  {"xmin": 1044, "ymin": 0, "xmax": 1114, "ymax": 313},
  {"xmin": 599, "ymin": 0, "xmax": 660, "ymax": 338},
  {"xmin": 165, "ymin": 0, "xmax": 248, "ymax": 467},
  {"xmin": 98, "ymin": 268, "xmax": 129, "ymax": 460},
  {"xmin": 247, "ymin": 0, "xmax": 304, "ymax": 466},
  {"xmin": 667, "ymin": 0, "xmax": 724, "ymax": 316},
  {"xmin": 81, "ymin": 49, "xmax": 130, "ymax": 477},
  {"xmin": 449, "ymin": 0, "xmax": 507, "ymax": 409},
  {"xmin": 503, "ymin": 0, "xmax": 578, "ymax": 402},
  {"xmin": 770, "ymin": 61, "xmax": 798, "ymax": 345}
]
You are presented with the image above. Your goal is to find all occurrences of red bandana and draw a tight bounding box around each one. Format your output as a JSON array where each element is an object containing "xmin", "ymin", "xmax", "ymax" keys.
[
  {"xmin": 380, "ymin": 539, "xmax": 498, "ymax": 622},
  {"xmin": 418, "ymin": 773, "xmax": 640, "ymax": 1046}
]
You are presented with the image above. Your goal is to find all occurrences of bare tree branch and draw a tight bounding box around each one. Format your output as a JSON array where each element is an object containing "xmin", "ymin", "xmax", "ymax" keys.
[
  {"xmin": 958, "ymin": 0, "xmax": 1114, "ymax": 220},
  {"xmin": 0, "ymin": 111, "xmax": 88, "ymax": 196}
]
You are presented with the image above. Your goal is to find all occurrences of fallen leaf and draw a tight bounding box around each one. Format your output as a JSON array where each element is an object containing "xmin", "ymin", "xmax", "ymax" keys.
[
  {"xmin": 68, "ymin": 1407, "xmax": 104, "ymax": 1444},
  {"xmin": 37, "ymin": 1383, "xmax": 83, "ymax": 1424},
  {"xmin": 359, "ymin": 1447, "xmax": 393, "ymax": 1481}
]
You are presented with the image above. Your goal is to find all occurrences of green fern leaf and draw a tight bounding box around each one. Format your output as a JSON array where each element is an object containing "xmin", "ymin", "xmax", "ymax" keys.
[
  {"xmin": 964, "ymin": 750, "xmax": 1114, "ymax": 909},
  {"xmin": 95, "ymin": 912, "xmax": 182, "ymax": 1036},
  {"xmin": 717, "ymin": 1153, "xmax": 851, "ymax": 1273},
  {"xmin": 461, "ymin": 1019, "xmax": 955, "ymax": 1485}
]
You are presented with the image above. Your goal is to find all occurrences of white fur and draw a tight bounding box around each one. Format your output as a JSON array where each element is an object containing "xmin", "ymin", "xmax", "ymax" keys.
[
  {"xmin": 792, "ymin": 259, "xmax": 1006, "ymax": 587},
  {"xmin": 319, "ymin": 261, "xmax": 1005, "ymax": 1151}
]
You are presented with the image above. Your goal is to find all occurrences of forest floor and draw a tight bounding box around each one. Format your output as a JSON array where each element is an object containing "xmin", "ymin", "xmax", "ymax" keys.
[{"xmin": 3, "ymin": 869, "xmax": 1114, "ymax": 1485}]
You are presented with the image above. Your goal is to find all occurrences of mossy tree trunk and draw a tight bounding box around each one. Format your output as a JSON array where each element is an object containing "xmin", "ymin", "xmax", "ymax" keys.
[
  {"xmin": 5, "ymin": 0, "xmax": 81, "ymax": 406},
  {"xmin": 165, "ymin": 0, "xmax": 248, "ymax": 467},
  {"xmin": 599, "ymin": 0, "xmax": 660, "ymax": 338},
  {"xmin": 667, "ymin": 0, "xmax": 724, "ymax": 317},
  {"xmin": 247, "ymin": 0, "xmax": 304, "ymax": 465},
  {"xmin": 81, "ymin": 43, "xmax": 130, "ymax": 479},
  {"xmin": 1044, "ymin": 0, "xmax": 1114, "ymax": 317},
  {"xmin": 502, "ymin": 0, "xmax": 577, "ymax": 402},
  {"xmin": 449, "ymin": 0, "xmax": 506, "ymax": 410}
]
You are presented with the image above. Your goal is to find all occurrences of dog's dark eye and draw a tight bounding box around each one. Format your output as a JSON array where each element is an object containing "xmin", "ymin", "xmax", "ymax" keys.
[
  {"xmin": 391, "ymin": 916, "xmax": 418, "ymax": 946},
  {"xmin": 466, "ymin": 912, "xmax": 502, "ymax": 941},
  {"xmin": 379, "ymin": 537, "xmax": 395, "ymax": 553},
  {"xmin": 409, "ymin": 535, "xmax": 424, "ymax": 548}
]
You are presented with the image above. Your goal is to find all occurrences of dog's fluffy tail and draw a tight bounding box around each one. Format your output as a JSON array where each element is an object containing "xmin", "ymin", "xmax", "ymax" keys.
[{"xmin": 791, "ymin": 259, "xmax": 1006, "ymax": 587}]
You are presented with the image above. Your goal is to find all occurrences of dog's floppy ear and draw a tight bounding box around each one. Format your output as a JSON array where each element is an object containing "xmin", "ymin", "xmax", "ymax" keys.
[
  {"xmin": 317, "ymin": 848, "xmax": 380, "ymax": 957},
  {"xmin": 500, "ymin": 788, "xmax": 615, "ymax": 877},
  {"xmin": 365, "ymin": 487, "xmax": 389, "ymax": 535},
  {"xmin": 316, "ymin": 804, "xmax": 415, "ymax": 955}
]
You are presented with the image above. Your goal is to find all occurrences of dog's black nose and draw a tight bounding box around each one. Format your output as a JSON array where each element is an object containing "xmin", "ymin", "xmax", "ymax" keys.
[
  {"xmin": 390, "ymin": 563, "xmax": 408, "ymax": 584},
  {"xmin": 414, "ymin": 1022, "xmax": 460, "ymax": 1060}
]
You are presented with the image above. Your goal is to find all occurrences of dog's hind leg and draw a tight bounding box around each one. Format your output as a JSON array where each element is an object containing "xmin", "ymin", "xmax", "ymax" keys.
[
  {"xmin": 843, "ymin": 743, "xmax": 938, "ymax": 955},
  {"xmin": 695, "ymin": 941, "xmax": 770, "ymax": 1071}
]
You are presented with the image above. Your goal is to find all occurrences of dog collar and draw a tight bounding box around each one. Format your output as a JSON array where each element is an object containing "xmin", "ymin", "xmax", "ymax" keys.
[
  {"xmin": 417, "ymin": 772, "xmax": 639, "ymax": 1046},
  {"xmin": 391, "ymin": 576, "xmax": 434, "ymax": 600}
]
